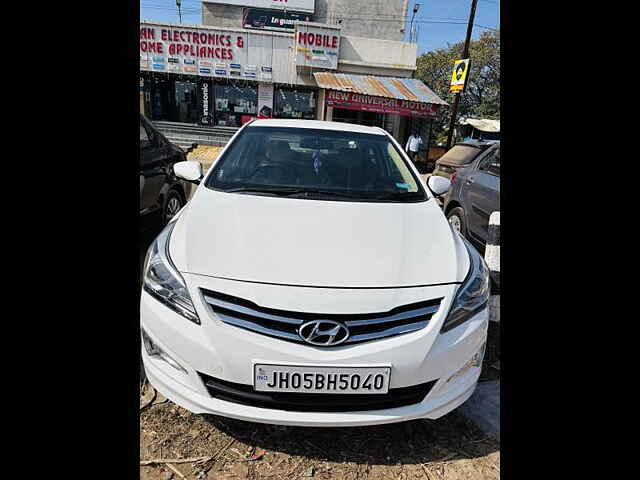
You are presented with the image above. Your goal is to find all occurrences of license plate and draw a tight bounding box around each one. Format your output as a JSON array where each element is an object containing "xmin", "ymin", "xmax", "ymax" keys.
[{"xmin": 254, "ymin": 364, "xmax": 391, "ymax": 394}]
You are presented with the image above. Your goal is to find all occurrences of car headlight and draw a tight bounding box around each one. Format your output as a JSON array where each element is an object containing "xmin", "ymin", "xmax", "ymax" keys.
[
  {"xmin": 441, "ymin": 237, "xmax": 490, "ymax": 333},
  {"xmin": 143, "ymin": 221, "xmax": 200, "ymax": 324}
]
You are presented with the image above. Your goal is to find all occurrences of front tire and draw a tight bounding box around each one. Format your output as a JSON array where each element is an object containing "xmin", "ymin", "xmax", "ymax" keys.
[
  {"xmin": 163, "ymin": 189, "xmax": 184, "ymax": 226},
  {"xmin": 447, "ymin": 207, "xmax": 467, "ymax": 236}
]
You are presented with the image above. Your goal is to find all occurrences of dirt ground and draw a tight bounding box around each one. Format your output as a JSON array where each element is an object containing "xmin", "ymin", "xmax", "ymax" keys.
[
  {"xmin": 139, "ymin": 325, "xmax": 500, "ymax": 480},
  {"xmin": 141, "ymin": 149, "xmax": 500, "ymax": 480}
]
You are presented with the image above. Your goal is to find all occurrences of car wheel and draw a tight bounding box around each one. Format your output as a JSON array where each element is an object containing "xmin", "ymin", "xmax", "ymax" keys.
[
  {"xmin": 447, "ymin": 207, "xmax": 467, "ymax": 236},
  {"xmin": 163, "ymin": 189, "xmax": 184, "ymax": 225}
]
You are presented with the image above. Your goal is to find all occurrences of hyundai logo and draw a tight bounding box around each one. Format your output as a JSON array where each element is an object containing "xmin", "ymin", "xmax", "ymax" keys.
[{"xmin": 298, "ymin": 320, "xmax": 349, "ymax": 346}]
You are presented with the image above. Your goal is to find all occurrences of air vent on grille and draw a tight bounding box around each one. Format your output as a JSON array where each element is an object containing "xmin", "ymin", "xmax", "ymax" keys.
[
  {"xmin": 199, "ymin": 373, "xmax": 438, "ymax": 412},
  {"xmin": 201, "ymin": 289, "xmax": 442, "ymax": 346}
]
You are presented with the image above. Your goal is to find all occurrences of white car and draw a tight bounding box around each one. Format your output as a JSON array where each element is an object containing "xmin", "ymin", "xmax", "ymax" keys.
[{"xmin": 141, "ymin": 119, "xmax": 490, "ymax": 427}]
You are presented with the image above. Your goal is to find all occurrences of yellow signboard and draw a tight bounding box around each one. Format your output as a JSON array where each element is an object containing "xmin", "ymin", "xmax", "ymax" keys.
[{"xmin": 450, "ymin": 59, "xmax": 470, "ymax": 93}]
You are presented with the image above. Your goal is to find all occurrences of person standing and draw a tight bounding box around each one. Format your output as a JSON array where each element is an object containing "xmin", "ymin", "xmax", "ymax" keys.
[{"xmin": 405, "ymin": 131, "xmax": 423, "ymax": 163}]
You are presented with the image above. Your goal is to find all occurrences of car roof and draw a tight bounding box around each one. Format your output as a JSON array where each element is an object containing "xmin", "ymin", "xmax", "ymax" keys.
[
  {"xmin": 455, "ymin": 140, "xmax": 495, "ymax": 149},
  {"xmin": 247, "ymin": 119, "xmax": 388, "ymax": 135}
]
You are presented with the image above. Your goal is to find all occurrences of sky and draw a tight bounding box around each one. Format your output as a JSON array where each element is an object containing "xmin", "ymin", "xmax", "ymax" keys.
[{"xmin": 139, "ymin": 0, "xmax": 500, "ymax": 55}]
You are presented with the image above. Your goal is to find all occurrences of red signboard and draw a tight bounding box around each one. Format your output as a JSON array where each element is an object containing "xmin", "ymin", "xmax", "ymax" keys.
[{"xmin": 325, "ymin": 90, "xmax": 439, "ymax": 119}]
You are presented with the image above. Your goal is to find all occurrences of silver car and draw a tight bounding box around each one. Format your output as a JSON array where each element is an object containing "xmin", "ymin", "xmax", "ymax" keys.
[{"xmin": 443, "ymin": 143, "xmax": 500, "ymax": 253}]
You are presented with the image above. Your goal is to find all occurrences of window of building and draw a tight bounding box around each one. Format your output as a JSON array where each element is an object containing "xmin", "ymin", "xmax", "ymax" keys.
[
  {"xmin": 274, "ymin": 88, "xmax": 316, "ymax": 119},
  {"xmin": 214, "ymin": 83, "xmax": 258, "ymax": 127}
]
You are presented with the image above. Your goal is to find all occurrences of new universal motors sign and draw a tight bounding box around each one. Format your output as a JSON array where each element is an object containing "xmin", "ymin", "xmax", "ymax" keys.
[
  {"xmin": 203, "ymin": 0, "xmax": 315, "ymax": 14},
  {"xmin": 295, "ymin": 21, "xmax": 341, "ymax": 70},
  {"xmin": 326, "ymin": 90, "xmax": 440, "ymax": 119}
]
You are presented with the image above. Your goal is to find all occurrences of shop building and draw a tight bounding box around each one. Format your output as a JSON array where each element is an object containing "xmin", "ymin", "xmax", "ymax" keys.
[
  {"xmin": 140, "ymin": 0, "xmax": 446, "ymax": 143},
  {"xmin": 202, "ymin": 0, "xmax": 409, "ymax": 41}
]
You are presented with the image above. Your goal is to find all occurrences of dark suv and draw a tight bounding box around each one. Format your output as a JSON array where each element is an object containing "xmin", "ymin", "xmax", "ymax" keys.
[
  {"xmin": 443, "ymin": 143, "xmax": 500, "ymax": 253},
  {"xmin": 140, "ymin": 114, "xmax": 191, "ymax": 226}
]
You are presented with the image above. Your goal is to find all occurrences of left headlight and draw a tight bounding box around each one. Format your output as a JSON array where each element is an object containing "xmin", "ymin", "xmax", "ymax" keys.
[
  {"xmin": 441, "ymin": 236, "xmax": 490, "ymax": 333},
  {"xmin": 143, "ymin": 221, "xmax": 200, "ymax": 324}
]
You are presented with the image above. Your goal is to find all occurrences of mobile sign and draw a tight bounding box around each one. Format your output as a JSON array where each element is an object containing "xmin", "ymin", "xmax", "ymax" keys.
[
  {"xmin": 295, "ymin": 21, "xmax": 341, "ymax": 70},
  {"xmin": 450, "ymin": 59, "xmax": 469, "ymax": 93}
]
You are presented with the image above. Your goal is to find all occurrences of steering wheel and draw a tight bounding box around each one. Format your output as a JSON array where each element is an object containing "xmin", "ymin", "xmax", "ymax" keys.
[{"xmin": 249, "ymin": 163, "xmax": 291, "ymax": 184}]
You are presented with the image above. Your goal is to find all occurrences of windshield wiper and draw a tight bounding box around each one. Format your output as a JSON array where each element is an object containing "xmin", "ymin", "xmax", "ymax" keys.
[
  {"xmin": 225, "ymin": 187, "xmax": 359, "ymax": 199},
  {"xmin": 224, "ymin": 187, "xmax": 301, "ymax": 196},
  {"xmin": 374, "ymin": 191, "xmax": 425, "ymax": 201},
  {"xmin": 287, "ymin": 188, "xmax": 360, "ymax": 198}
]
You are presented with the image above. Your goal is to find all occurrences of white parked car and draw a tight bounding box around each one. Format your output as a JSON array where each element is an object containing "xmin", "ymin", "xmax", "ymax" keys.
[{"xmin": 141, "ymin": 119, "xmax": 489, "ymax": 427}]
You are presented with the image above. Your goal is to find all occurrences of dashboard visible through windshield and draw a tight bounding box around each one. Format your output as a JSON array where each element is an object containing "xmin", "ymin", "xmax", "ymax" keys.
[{"xmin": 206, "ymin": 127, "xmax": 428, "ymax": 202}]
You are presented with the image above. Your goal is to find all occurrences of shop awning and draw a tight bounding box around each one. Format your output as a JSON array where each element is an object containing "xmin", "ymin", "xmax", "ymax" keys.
[
  {"xmin": 314, "ymin": 72, "xmax": 448, "ymax": 106},
  {"xmin": 459, "ymin": 118, "xmax": 500, "ymax": 133}
]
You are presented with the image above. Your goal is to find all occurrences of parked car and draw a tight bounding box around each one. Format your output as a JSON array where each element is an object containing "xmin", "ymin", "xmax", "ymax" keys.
[
  {"xmin": 432, "ymin": 140, "xmax": 495, "ymax": 179},
  {"xmin": 444, "ymin": 143, "xmax": 500, "ymax": 253},
  {"xmin": 140, "ymin": 119, "xmax": 490, "ymax": 427},
  {"xmin": 140, "ymin": 114, "xmax": 192, "ymax": 227}
]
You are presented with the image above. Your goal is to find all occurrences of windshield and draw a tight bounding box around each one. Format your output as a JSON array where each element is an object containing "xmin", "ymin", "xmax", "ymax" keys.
[{"xmin": 206, "ymin": 126, "xmax": 427, "ymax": 202}]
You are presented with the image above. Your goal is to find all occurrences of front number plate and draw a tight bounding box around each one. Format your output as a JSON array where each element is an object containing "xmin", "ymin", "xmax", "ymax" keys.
[{"xmin": 254, "ymin": 364, "xmax": 391, "ymax": 394}]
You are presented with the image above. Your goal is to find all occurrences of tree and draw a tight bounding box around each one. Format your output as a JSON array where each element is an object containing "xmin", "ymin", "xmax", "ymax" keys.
[{"xmin": 417, "ymin": 29, "xmax": 500, "ymax": 144}]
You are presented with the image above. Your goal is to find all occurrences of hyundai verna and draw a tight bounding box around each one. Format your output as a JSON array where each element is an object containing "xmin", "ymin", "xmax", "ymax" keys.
[{"xmin": 141, "ymin": 119, "xmax": 490, "ymax": 427}]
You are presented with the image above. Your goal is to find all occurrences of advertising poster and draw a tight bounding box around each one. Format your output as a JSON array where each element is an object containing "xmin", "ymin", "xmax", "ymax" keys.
[
  {"xmin": 203, "ymin": 0, "xmax": 315, "ymax": 14},
  {"xmin": 258, "ymin": 83, "xmax": 274, "ymax": 118},
  {"xmin": 450, "ymin": 59, "xmax": 470, "ymax": 93},
  {"xmin": 198, "ymin": 79, "xmax": 214, "ymax": 126},
  {"xmin": 243, "ymin": 8, "xmax": 312, "ymax": 32}
]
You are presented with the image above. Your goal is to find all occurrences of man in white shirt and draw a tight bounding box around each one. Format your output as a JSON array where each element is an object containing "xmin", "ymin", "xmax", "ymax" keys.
[{"xmin": 405, "ymin": 131, "xmax": 423, "ymax": 163}]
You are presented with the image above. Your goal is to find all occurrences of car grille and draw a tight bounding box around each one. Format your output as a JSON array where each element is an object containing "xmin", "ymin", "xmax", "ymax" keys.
[
  {"xmin": 198, "ymin": 373, "xmax": 438, "ymax": 412},
  {"xmin": 201, "ymin": 289, "xmax": 442, "ymax": 346}
]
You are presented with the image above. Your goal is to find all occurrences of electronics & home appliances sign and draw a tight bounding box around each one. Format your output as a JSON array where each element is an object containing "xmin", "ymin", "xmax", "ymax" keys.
[{"xmin": 140, "ymin": 24, "xmax": 246, "ymax": 63}]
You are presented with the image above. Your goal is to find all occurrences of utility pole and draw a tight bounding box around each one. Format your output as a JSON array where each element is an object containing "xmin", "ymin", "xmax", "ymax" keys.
[
  {"xmin": 445, "ymin": 0, "xmax": 478, "ymax": 150},
  {"xmin": 176, "ymin": 0, "xmax": 182, "ymax": 23},
  {"xmin": 410, "ymin": 3, "xmax": 420, "ymax": 43}
]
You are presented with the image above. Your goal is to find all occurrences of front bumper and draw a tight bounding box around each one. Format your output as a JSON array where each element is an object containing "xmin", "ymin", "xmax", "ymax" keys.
[{"xmin": 140, "ymin": 277, "xmax": 488, "ymax": 427}]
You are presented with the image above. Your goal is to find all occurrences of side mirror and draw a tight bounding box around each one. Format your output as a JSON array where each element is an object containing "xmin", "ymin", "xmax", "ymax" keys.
[
  {"xmin": 427, "ymin": 175, "xmax": 451, "ymax": 197},
  {"xmin": 173, "ymin": 161, "xmax": 203, "ymax": 184}
]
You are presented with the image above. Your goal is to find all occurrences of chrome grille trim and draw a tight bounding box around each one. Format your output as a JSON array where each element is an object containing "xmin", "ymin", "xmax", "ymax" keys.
[
  {"xmin": 203, "ymin": 294, "xmax": 303, "ymax": 325},
  {"xmin": 215, "ymin": 311, "xmax": 301, "ymax": 341},
  {"xmin": 202, "ymin": 289, "xmax": 442, "ymax": 346},
  {"xmin": 345, "ymin": 321, "xmax": 429, "ymax": 344},
  {"xmin": 343, "ymin": 305, "xmax": 439, "ymax": 327}
]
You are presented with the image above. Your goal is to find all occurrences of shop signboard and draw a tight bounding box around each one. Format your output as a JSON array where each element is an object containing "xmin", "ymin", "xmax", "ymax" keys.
[
  {"xmin": 295, "ymin": 21, "xmax": 341, "ymax": 70},
  {"xmin": 203, "ymin": 0, "xmax": 315, "ymax": 14},
  {"xmin": 243, "ymin": 8, "xmax": 312, "ymax": 32},
  {"xmin": 261, "ymin": 66, "xmax": 273, "ymax": 81},
  {"xmin": 257, "ymin": 83, "xmax": 274, "ymax": 118},
  {"xmin": 140, "ymin": 24, "xmax": 248, "ymax": 68},
  {"xmin": 140, "ymin": 21, "xmax": 296, "ymax": 84},
  {"xmin": 325, "ymin": 90, "xmax": 439, "ymax": 119}
]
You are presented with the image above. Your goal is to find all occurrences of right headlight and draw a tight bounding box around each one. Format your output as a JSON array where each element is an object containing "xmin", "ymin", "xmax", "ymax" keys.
[
  {"xmin": 143, "ymin": 221, "xmax": 200, "ymax": 325},
  {"xmin": 441, "ymin": 237, "xmax": 490, "ymax": 333}
]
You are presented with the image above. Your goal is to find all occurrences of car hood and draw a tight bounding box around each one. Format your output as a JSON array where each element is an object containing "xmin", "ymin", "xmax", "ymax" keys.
[{"xmin": 170, "ymin": 188, "xmax": 469, "ymax": 288}]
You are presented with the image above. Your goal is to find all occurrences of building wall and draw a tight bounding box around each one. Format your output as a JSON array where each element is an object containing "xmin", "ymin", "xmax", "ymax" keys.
[
  {"xmin": 202, "ymin": 0, "xmax": 408, "ymax": 41},
  {"xmin": 313, "ymin": 0, "xmax": 407, "ymax": 41},
  {"xmin": 202, "ymin": 3, "xmax": 244, "ymax": 28},
  {"xmin": 338, "ymin": 36, "xmax": 416, "ymax": 77}
]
